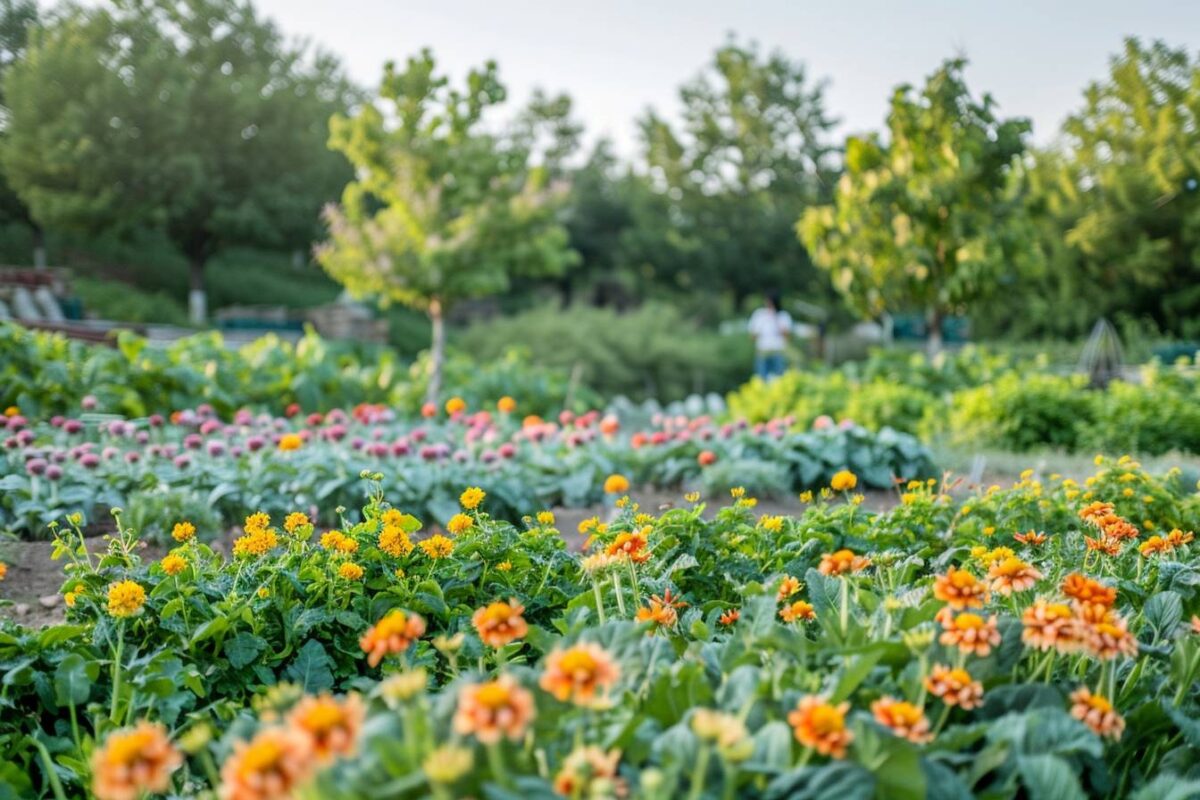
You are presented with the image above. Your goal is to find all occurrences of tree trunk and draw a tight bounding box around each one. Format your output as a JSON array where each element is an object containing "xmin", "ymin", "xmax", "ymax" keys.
[
  {"xmin": 31, "ymin": 225, "xmax": 47, "ymax": 270},
  {"xmin": 426, "ymin": 299, "xmax": 445, "ymax": 405},
  {"xmin": 188, "ymin": 255, "xmax": 207, "ymax": 325},
  {"xmin": 927, "ymin": 308, "xmax": 944, "ymax": 357}
]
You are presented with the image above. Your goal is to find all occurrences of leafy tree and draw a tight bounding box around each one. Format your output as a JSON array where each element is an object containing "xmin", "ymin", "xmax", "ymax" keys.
[
  {"xmin": 315, "ymin": 50, "xmax": 578, "ymax": 403},
  {"xmin": 1, "ymin": 0, "xmax": 354, "ymax": 322},
  {"xmin": 638, "ymin": 38, "xmax": 838, "ymax": 310},
  {"xmin": 0, "ymin": 0, "xmax": 41, "ymax": 265},
  {"xmin": 1038, "ymin": 38, "xmax": 1200, "ymax": 336},
  {"xmin": 800, "ymin": 59, "xmax": 1037, "ymax": 352}
]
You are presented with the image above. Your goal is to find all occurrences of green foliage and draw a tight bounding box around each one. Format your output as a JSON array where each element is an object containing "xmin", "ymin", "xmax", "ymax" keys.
[
  {"xmin": 73, "ymin": 277, "xmax": 190, "ymax": 326},
  {"xmin": 800, "ymin": 59, "xmax": 1039, "ymax": 348},
  {"xmin": 946, "ymin": 373, "xmax": 1094, "ymax": 453},
  {"xmin": 456, "ymin": 303, "xmax": 754, "ymax": 401},
  {"xmin": 1, "ymin": 0, "xmax": 355, "ymax": 318},
  {"xmin": 638, "ymin": 38, "xmax": 838, "ymax": 307}
]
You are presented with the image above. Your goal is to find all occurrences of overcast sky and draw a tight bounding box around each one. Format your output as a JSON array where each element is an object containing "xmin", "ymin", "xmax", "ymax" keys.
[{"xmin": 235, "ymin": 1, "xmax": 1200, "ymax": 154}]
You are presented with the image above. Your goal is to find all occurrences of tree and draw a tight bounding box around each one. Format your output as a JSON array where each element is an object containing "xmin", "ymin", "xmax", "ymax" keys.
[
  {"xmin": 800, "ymin": 59, "xmax": 1037, "ymax": 353},
  {"xmin": 638, "ymin": 38, "xmax": 838, "ymax": 310},
  {"xmin": 0, "ymin": 0, "xmax": 41, "ymax": 266},
  {"xmin": 1, "ymin": 0, "xmax": 354, "ymax": 322},
  {"xmin": 315, "ymin": 50, "xmax": 579, "ymax": 403},
  {"xmin": 1037, "ymin": 39, "xmax": 1200, "ymax": 335}
]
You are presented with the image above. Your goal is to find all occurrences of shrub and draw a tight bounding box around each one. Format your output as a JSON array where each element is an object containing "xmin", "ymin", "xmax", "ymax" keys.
[{"xmin": 944, "ymin": 373, "xmax": 1095, "ymax": 452}]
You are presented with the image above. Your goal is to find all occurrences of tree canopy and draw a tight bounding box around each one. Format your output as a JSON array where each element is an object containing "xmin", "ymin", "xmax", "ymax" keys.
[
  {"xmin": 800, "ymin": 59, "xmax": 1039, "ymax": 351},
  {"xmin": 1, "ymin": 0, "xmax": 354, "ymax": 320},
  {"xmin": 315, "ymin": 50, "xmax": 578, "ymax": 401}
]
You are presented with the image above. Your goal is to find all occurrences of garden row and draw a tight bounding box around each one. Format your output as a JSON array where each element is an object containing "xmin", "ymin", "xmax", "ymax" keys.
[
  {"xmin": 1, "ymin": 457, "xmax": 1198, "ymax": 798},
  {"xmin": 729, "ymin": 349, "xmax": 1200, "ymax": 456},
  {"xmin": 0, "ymin": 400, "xmax": 933, "ymax": 540}
]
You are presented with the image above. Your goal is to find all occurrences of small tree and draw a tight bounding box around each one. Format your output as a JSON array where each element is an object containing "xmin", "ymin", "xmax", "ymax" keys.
[
  {"xmin": 800, "ymin": 59, "xmax": 1037, "ymax": 353},
  {"xmin": 315, "ymin": 50, "xmax": 578, "ymax": 403}
]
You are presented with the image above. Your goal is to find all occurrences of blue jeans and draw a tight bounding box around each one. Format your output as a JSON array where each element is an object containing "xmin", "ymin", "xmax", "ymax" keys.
[{"xmin": 755, "ymin": 352, "xmax": 786, "ymax": 380}]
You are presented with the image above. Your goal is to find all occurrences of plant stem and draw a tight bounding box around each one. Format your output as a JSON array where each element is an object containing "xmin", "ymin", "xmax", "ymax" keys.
[
  {"xmin": 686, "ymin": 745, "xmax": 711, "ymax": 800},
  {"xmin": 109, "ymin": 624, "xmax": 125, "ymax": 726}
]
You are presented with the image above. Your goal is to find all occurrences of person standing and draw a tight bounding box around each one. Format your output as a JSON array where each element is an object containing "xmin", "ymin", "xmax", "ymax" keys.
[{"xmin": 748, "ymin": 291, "xmax": 791, "ymax": 380}]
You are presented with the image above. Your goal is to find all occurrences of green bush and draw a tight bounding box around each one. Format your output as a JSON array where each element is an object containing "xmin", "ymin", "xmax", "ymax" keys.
[
  {"xmin": 1087, "ymin": 379, "xmax": 1200, "ymax": 456},
  {"xmin": 727, "ymin": 371, "xmax": 852, "ymax": 427},
  {"xmin": 455, "ymin": 303, "xmax": 754, "ymax": 401},
  {"xmin": 73, "ymin": 277, "xmax": 191, "ymax": 325},
  {"xmin": 944, "ymin": 373, "xmax": 1095, "ymax": 452}
]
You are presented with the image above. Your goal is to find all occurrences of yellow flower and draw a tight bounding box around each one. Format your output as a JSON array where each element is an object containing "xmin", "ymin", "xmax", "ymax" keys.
[
  {"xmin": 497, "ymin": 396, "xmax": 516, "ymax": 413},
  {"xmin": 536, "ymin": 511, "xmax": 556, "ymax": 526},
  {"xmin": 244, "ymin": 512, "xmax": 271, "ymax": 536},
  {"xmin": 423, "ymin": 744, "xmax": 473, "ymax": 785},
  {"xmin": 284, "ymin": 512, "xmax": 310, "ymax": 534},
  {"xmin": 160, "ymin": 554, "xmax": 187, "ymax": 576},
  {"xmin": 171, "ymin": 521, "xmax": 196, "ymax": 543},
  {"xmin": 320, "ymin": 530, "xmax": 346, "ymax": 550},
  {"xmin": 730, "ymin": 487, "xmax": 746, "ymax": 499},
  {"xmin": 338, "ymin": 562, "xmax": 365, "ymax": 581},
  {"xmin": 257, "ymin": 587, "xmax": 270, "ymax": 599},
  {"xmin": 447, "ymin": 513, "xmax": 473, "ymax": 535},
  {"xmin": 232, "ymin": 529, "xmax": 278, "ymax": 558},
  {"xmin": 497, "ymin": 561, "xmax": 513, "ymax": 572},
  {"xmin": 684, "ymin": 491, "xmax": 701, "ymax": 503},
  {"xmin": 799, "ymin": 490, "xmax": 813, "ymax": 503},
  {"xmin": 830, "ymin": 470, "xmax": 857, "ymax": 492},
  {"xmin": 278, "ymin": 433, "xmax": 303, "ymax": 451},
  {"xmin": 758, "ymin": 515, "xmax": 784, "ymax": 533},
  {"xmin": 578, "ymin": 517, "xmax": 600, "ymax": 534},
  {"xmin": 107, "ymin": 580, "xmax": 146, "ymax": 618},
  {"xmin": 379, "ymin": 526, "xmax": 415, "ymax": 557},
  {"xmin": 420, "ymin": 534, "xmax": 454, "ymax": 559},
  {"xmin": 460, "ymin": 487, "xmax": 486, "ymax": 510},
  {"xmin": 603, "ymin": 474, "xmax": 630, "ymax": 494}
]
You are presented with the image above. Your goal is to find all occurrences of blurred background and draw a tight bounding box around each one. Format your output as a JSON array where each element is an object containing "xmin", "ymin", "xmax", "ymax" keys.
[{"xmin": 1, "ymin": 0, "xmax": 1200, "ymax": 410}]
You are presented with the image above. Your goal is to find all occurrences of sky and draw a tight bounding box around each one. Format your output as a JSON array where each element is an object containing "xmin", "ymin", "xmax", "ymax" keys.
[{"xmin": 166, "ymin": 1, "xmax": 1200, "ymax": 155}]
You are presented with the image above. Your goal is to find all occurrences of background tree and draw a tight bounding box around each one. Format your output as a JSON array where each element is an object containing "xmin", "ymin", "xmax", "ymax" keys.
[
  {"xmin": 1, "ymin": 0, "xmax": 354, "ymax": 322},
  {"xmin": 1037, "ymin": 38, "xmax": 1200, "ymax": 336},
  {"xmin": 0, "ymin": 0, "xmax": 40, "ymax": 266},
  {"xmin": 800, "ymin": 59, "xmax": 1038, "ymax": 353},
  {"xmin": 315, "ymin": 50, "xmax": 579, "ymax": 403},
  {"xmin": 638, "ymin": 38, "xmax": 839, "ymax": 313}
]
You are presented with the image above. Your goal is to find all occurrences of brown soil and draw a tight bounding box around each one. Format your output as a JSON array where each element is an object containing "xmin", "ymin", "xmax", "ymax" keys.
[{"xmin": 0, "ymin": 488, "xmax": 900, "ymax": 629}]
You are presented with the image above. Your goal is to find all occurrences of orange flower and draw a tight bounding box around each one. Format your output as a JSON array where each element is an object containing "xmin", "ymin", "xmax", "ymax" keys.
[
  {"xmin": 1021, "ymin": 599, "xmax": 1081, "ymax": 653},
  {"xmin": 172, "ymin": 521, "xmax": 196, "ymax": 543},
  {"xmin": 780, "ymin": 600, "xmax": 816, "ymax": 623},
  {"xmin": 91, "ymin": 721, "xmax": 182, "ymax": 800},
  {"xmin": 1085, "ymin": 535, "xmax": 1123, "ymax": 557},
  {"xmin": 359, "ymin": 609, "xmax": 427, "ymax": 668},
  {"xmin": 286, "ymin": 693, "xmax": 366, "ymax": 763},
  {"xmin": 452, "ymin": 675, "xmax": 535, "ymax": 744},
  {"xmin": 1061, "ymin": 574, "xmax": 1116, "ymax": 608},
  {"xmin": 925, "ymin": 664, "xmax": 984, "ymax": 709},
  {"xmin": 161, "ymin": 554, "xmax": 187, "ymax": 577},
  {"xmin": 1192, "ymin": 615, "xmax": 1200, "ymax": 635},
  {"xmin": 987, "ymin": 556, "xmax": 1042, "ymax": 595},
  {"xmin": 776, "ymin": 575, "xmax": 801, "ymax": 601},
  {"xmin": 604, "ymin": 474, "xmax": 630, "ymax": 494},
  {"xmin": 606, "ymin": 529, "xmax": 650, "ymax": 563},
  {"xmin": 219, "ymin": 726, "xmax": 314, "ymax": 800},
  {"xmin": 378, "ymin": 526, "xmax": 414, "ymax": 557},
  {"xmin": 1013, "ymin": 530, "xmax": 1047, "ymax": 546},
  {"xmin": 552, "ymin": 746, "xmax": 623, "ymax": 798},
  {"xmin": 473, "ymin": 599, "xmax": 529, "ymax": 648},
  {"xmin": 1077, "ymin": 604, "xmax": 1138, "ymax": 661},
  {"xmin": 1138, "ymin": 535, "xmax": 1172, "ymax": 557},
  {"xmin": 1167, "ymin": 529, "xmax": 1195, "ymax": 548},
  {"xmin": 1079, "ymin": 501, "xmax": 1114, "ymax": 523},
  {"xmin": 539, "ymin": 643, "xmax": 621, "ymax": 707},
  {"xmin": 818, "ymin": 549, "xmax": 871, "ymax": 577},
  {"xmin": 787, "ymin": 695, "xmax": 853, "ymax": 759},
  {"xmin": 870, "ymin": 697, "xmax": 933, "ymax": 744},
  {"xmin": 1102, "ymin": 518, "xmax": 1139, "ymax": 541},
  {"xmin": 932, "ymin": 566, "xmax": 989, "ymax": 610},
  {"xmin": 937, "ymin": 610, "xmax": 1002, "ymax": 657},
  {"xmin": 718, "ymin": 609, "xmax": 740, "ymax": 626},
  {"xmin": 636, "ymin": 588, "xmax": 687, "ymax": 630},
  {"xmin": 830, "ymin": 470, "xmax": 858, "ymax": 492},
  {"xmin": 445, "ymin": 397, "xmax": 467, "ymax": 415},
  {"xmin": 497, "ymin": 396, "xmax": 517, "ymax": 414},
  {"xmin": 1069, "ymin": 687, "xmax": 1124, "ymax": 740}
]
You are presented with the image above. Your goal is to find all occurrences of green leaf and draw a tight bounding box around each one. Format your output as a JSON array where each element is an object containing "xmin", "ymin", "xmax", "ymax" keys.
[
  {"xmin": 224, "ymin": 632, "xmax": 268, "ymax": 669},
  {"xmin": 190, "ymin": 616, "xmax": 228, "ymax": 645},
  {"xmin": 53, "ymin": 653, "xmax": 90, "ymax": 707},
  {"xmin": 285, "ymin": 639, "xmax": 334, "ymax": 692},
  {"xmin": 765, "ymin": 761, "xmax": 875, "ymax": 800},
  {"xmin": 1130, "ymin": 775, "xmax": 1200, "ymax": 800},
  {"xmin": 1017, "ymin": 754, "xmax": 1085, "ymax": 800},
  {"xmin": 1142, "ymin": 591, "xmax": 1183, "ymax": 642}
]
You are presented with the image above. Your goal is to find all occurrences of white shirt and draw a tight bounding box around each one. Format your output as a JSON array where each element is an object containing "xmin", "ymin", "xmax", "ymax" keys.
[{"xmin": 748, "ymin": 308, "xmax": 792, "ymax": 352}]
